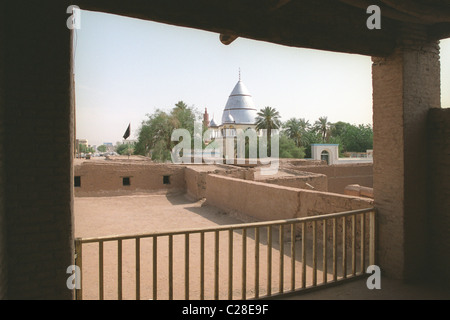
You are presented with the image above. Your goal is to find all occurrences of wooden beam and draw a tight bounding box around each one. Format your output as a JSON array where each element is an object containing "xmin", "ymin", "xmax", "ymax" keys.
[
  {"xmin": 76, "ymin": 0, "xmax": 398, "ymax": 56},
  {"xmin": 380, "ymin": 0, "xmax": 450, "ymax": 24}
]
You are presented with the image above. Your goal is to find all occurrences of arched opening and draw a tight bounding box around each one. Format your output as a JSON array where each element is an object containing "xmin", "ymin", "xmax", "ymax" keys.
[{"xmin": 321, "ymin": 150, "xmax": 330, "ymax": 164}]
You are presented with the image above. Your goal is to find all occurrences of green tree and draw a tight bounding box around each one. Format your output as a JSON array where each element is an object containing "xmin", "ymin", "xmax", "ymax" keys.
[
  {"xmin": 134, "ymin": 101, "xmax": 200, "ymax": 161},
  {"xmin": 255, "ymin": 106, "xmax": 281, "ymax": 156},
  {"xmin": 97, "ymin": 145, "xmax": 107, "ymax": 152},
  {"xmin": 279, "ymin": 134, "xmax": 305, "ymax": 159},
  {"xmin": 283, "ymin": 117, "xmax": 310, "ymax": 148},
  {"xmin": 116, "ymin": 142, "xmax": 135, "ymax": 155},
  {"xmin": 78, "ymin": 144, "xmax": 94, "ymax": 154},
  {"xmin": 314, "ymin": 116, "xmax": 332, "ymax": 143}
]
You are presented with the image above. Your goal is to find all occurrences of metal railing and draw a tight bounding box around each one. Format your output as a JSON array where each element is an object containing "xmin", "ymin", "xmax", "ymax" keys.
[{"xmin": 74, "ymin": 208, "xmax": 376, "ymax": 300}]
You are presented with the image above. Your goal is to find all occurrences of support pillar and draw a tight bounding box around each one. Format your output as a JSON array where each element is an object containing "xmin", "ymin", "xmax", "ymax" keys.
[
  {"xmin": 372, "ymin": 25, "xmax": 441, "ymax": 280},
  {"xmin": 2, "ymin": 2, "xmax": 74, "ymax": 299}
]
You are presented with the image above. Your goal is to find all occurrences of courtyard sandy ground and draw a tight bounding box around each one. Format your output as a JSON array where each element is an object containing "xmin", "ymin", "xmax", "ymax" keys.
[{"xmin": 75, "ymin": 193, "xmax": 333, "ymax": 300}]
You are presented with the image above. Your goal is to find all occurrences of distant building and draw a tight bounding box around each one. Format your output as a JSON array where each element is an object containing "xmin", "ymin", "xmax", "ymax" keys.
[{"xmin": 204, "ymin": 77, "xmax": 258, "ymax": 139}]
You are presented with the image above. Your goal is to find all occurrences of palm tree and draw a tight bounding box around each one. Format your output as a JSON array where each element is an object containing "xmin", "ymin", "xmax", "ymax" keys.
[
  {"xmin": 283, "ymin": 118, "xmax": 302, "ymax": 148},
  {"xmin": 284, "ymin": 117, "xmax": 311, "ymax": 147},
  {"xmin": 256, "ymin": 106, "xmax": 281, "ymax": 156},
  {"xmin": 314, "ymin": 116, "xmax": 331, "ymax": 143},
  {"xmin": 256, "ymin": 106, "xmax": 282, "ymax": 140}
]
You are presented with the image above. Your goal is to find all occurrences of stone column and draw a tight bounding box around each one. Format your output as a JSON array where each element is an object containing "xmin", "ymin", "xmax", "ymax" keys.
[
  {"xmin": 372, "ymin": 25, "xmax": 441, "ymax": 280},
  {"xmin": 2, "ymin": 2, "xmax": 74, "ymax": 299}
]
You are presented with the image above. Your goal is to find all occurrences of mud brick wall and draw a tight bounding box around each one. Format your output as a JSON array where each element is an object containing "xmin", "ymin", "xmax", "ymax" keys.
[
  {"xmin": 288, "ymin": 163, "xmax": 373, "ymax": 194},
  {"xmin": 428, "ymin": 108, "xmax": 450, "ymax": 286},
  {"xmin": 205, "ymin": 174, "xmax": 373, "ymax": 223},
  {"xmin": 74, "ymin": 162, "xmax": 186, "ymax": 197}
]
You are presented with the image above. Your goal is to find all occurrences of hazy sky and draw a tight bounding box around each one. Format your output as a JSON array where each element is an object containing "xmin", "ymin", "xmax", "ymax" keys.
[{"xmin": 74, "ymin": 10, "xmax": 450, "ymax": 147}]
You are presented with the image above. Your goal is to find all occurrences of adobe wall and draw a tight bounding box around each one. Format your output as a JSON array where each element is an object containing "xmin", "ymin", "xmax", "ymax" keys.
[
  {"xmin": 74, "ymin": 161, "xmax": 186, "ymax": 197},
  {"xmin": 428, "ymin": 108, "xmax": 450, "ymax": 286},
  {"xmin": 258, "ymin": 172, "xmax": 328, "ymax": 192},
  {"xmin": 205, "ymin": 174, "xmax": 373, "ymax": 223},
  {"xmin": 184, "ymin": 165, "xmax": 253, "ymax": 201},
  {"xmin": 284, "ymin": 163, "xmax": 373, "ymax": 194}
]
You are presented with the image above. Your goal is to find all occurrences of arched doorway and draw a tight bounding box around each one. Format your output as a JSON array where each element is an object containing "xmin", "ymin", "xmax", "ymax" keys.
[{"xmin": 321, "ymin": 150, "xmax": 330, "ymax": 164}]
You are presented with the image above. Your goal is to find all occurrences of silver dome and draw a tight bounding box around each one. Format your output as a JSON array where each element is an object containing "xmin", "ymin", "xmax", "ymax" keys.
[{"xmin": 221, "ymin": 80, "xmax": 257, "ymax": 125}]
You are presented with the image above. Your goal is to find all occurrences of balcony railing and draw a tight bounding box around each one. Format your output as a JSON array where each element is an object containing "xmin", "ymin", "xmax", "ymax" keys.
[{"xmin": 74, "ymin": 207, "xmax": 376, "ymax": 300}]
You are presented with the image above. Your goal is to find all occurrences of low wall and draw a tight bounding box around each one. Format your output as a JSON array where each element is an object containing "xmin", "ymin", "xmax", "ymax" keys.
[
  {"xmin": 285, "ymin": 163, "xmax": 373, "ymax": 194},
  {"xmin": 74, "ymin": 161, "xmax": 185, "ymax": 196},
  {"xmin": 259, "ymin": 173, "xmax": 328, "ymax": 192},
  {"xmin": 205, "ymin": 174, "xmax": 373, "ymax": 222},
  {"xmin": 185, "ymin": 165, "xmax": 254, "ymax": 201}
]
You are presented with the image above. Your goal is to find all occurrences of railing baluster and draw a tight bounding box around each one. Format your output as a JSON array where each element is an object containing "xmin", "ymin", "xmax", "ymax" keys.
[
  {"xmin": 152, "ymin": 236, "xmax": 157, "ymax": 300},
  {"xmin": 352, "ymin": 215, "xmax": 356, "ymax": 276},
  {"xmin": 267, "ymin": 226, "xmax": 272, "ymax": 296},
  {"xmin": 301, "ymin": 222, "xmax": 306, "ymax": 289},
  {"xmin": 75, "ymin": 238, "xmax": 82, "ymax": 300},
  {"xmin": 361, "ymin": 213, "xmax": 365, "ymax": 274},
  {"xmin": 168, "ymin": 235, "xmax": 173, "ymax": 300},
  {"xmin": 255, "ymin": 227, "xmax": 260, "ymax": 299},
  {"xmin": 290, "ymin": 223, "xmax": 295, "ymax": 291},
  {"xmin": 214, "ymin": 230, "xmax": 219, "ymax": 300},
  {"xmin": 242, "ymin": 228, "xmax": 247, "ymax": 300},
  {"xmin": 279, "ymin": 224, "xmax": 284, "ymax": 293},
  {"xmin": 369, "ymin": 211, "xmax": 376, "ymax": 266},
  {"xmin": 342, "ymin": 217, "xmax": 347, "ymax": 279},
  {"xmin": 323, "ymin": 219, "xmax": 327, "ymax": 284},
  {"xmin": 185, "ymin": 233, "xmax": 190, "ymax": 300},
  {"xmin": 313, "ymin": 220, "xmax": 317, "ymax": 286},
  {"xmin": 118, "ymin": 239, "xmax": 122, "ymax": 300},
  {"xmin": 200, "ymin": 232, "xmax": 205, "ymax": 300},
  {"xmin": 228, "ymin": 229, "xmax": 233, "ymax": 300},
  {"xmin": 333, "ymin": 218, "xmax": 337, "ymax": 281},
  {"xmin": 99, "ymin": 241, "xmax": 104, "ymax": 300},
  {"xmin": 75, "ymin": 208, "xmax": 375, "ymax": 301},
  {"xmin": 136, "ymin": 238, "xmax": 140, "ymax": 300}
]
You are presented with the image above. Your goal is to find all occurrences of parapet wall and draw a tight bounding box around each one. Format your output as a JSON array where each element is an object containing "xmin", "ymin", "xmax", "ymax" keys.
[
  {"xmin": 284, "ymin": 163, "xmax": 373, "ymax": 194},
  {"xmin": 257, "ymin": 171, "xmax": 328, "ymax": 192},
  {"xmin": 74, "ymin": 161, "xmax": 186, "ymax": 196},
  {"xmin": 205, "ymin": 174, "xmax": 373, "ymax": 222}
]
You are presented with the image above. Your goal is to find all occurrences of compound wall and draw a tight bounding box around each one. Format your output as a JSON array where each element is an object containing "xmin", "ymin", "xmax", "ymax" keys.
[
  {"xmin": 205, "ymin": 174, "xmax": 373, "ymax": 222},
  {"xmin": 74, "ymin": 161, "xmax": 185, "ymax": 196}
]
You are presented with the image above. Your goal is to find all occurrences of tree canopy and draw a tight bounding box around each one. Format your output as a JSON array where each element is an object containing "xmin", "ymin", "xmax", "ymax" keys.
[{"xmin": 134, "ymin": 101, "xmax": 200, "ymax": 161}]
